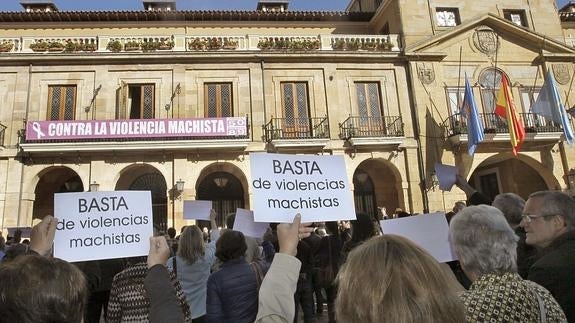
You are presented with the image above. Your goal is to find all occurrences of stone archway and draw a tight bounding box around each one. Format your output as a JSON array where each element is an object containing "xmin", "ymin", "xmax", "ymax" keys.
[
  {"xmin": 353, "ymin": 158, "xmax": 404, "ymax": 219},
  {"xmin": 196, "ymin": 162, "xmax": 248, "ymax": 228},
  {"xmin": 33, "ymin": 166, "xmax": 84, "ymax": 220},
  {"xmin": 468, "ymin": 154, "xmax": 555, "ymax": 201},
  {"xmin": 115, "ymin": 164, "xmax": 167, "ymax": 231}
]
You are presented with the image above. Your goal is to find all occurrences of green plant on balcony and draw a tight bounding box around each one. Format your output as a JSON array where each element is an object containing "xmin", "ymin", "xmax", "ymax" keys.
[
  {"xmin": 124, "ymin": 41, "xmax": 141, "ymax": 51},
  {"xmin": 274, "ymin": 39, "xmax": 289, "ymax": 49},
  {"xmin": 64, "ymin": 40, "xmax": 78, "ymax": 52},
  {"xmin": 346, "ymin": 39, "xmax": 360, "ymax": 51},
  {"xmin": 257, "ymin": 39, "xmax": 273, "ymax": 50},
  {"xmin": 157, "ymin": 38, "xmax": 174, "ymax": 50},
  {"xmin": 362, "ymin": 40, "xmax": 378, "ymax": 51},
  {"xmin": 332, "ymin": 39, "xmax": 346, "ymax": 50},
  {"xmin": 223, "ymin": 38, "xmax": 238, "ymax": 49},
  {"xmin": 305, "ymin": 39, "xmax": 321, "ymax": 50},
  {"xmin": 82, "ymin": 42, "xmax": 97, "ymax": 51},
  {"xmin": 0, "ymin": 41, "xmax": 14, "ymax": 52},
  {"xmin": 106, "ymin": 40, "xmax": 122, "ymax": 52},
  {"xmin": 207, "ymin": 37, "xmax": 222, "ymax": 49},
  {"xmin": 141, "ymin": 41, "xmax": 158, "ymax": 52},
  {"xmin": 30, "ymin": 40, "xmax": 49, "ymax": 52},
  {"xmin": 47, "ymin": 41, "xmax": 65, "ymax": 52},
  {"xmin": 188, "ymin": 38, "xmax": 207, "ymax": 50}
]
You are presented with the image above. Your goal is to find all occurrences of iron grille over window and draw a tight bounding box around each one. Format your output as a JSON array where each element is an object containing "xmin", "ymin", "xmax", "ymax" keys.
[
  {"xmin": 205, "ymin": 83, "xmax": 233, "ymax": 117},
  {"xmin": 48, "ymin": 85, "xmax": 76, "ymax": 120}
]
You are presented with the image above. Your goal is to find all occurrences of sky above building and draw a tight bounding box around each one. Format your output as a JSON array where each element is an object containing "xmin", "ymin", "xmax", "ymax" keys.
[{"xmin": 0, "ymin": 0, "xmax": 569, "ymax": 12}]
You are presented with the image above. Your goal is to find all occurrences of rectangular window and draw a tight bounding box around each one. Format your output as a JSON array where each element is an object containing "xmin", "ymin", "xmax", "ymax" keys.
[
  {"xmin": 281, "ymin": 82, "xmax": 310, "ymax": 137},
  {"xmin": 446, "ymin": 87, "xmax": 465, "ymax": 116},
  {"xmin": 503, "ymin": 10, "xmax": 528, "ymax": 27},
  {"xmin": 435, "ymin": 8, "xmax": 460, "ymax": 27},
  {"xmin": 204, "ymin": 83, "xmax": 233, "ymax": 117},
  {"xmin": 48, "ymin": 85, "xmax": 76, "ymax": 120},
  {"xmin": 116, "ymin": 84, "xmax": 155, "ymax": 119}
]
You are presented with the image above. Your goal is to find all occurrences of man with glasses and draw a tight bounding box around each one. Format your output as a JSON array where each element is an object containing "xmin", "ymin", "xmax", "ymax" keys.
[{"xmin": 521, "ymin": 191, "xmax": 575, "ymax": 322}]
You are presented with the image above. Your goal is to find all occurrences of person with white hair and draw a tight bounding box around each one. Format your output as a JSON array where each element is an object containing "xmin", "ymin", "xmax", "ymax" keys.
[{"xmin": 449, "ymin": 205, "xmax": 566, "ymax": 322}]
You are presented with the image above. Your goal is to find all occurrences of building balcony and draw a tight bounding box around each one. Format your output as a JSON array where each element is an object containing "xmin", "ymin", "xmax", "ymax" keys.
[
  {"xmin": 18, "ymin": 117, "xmax": 250, "ymax": 153},
  {"xmin": 339, "ymin": 115, "xmax": 405, "ymax": 147},
  {"xmin": 0, "ymin": 34, "xmax": 401, "ymax": 54},
  {"xmin": 263, "ymin": 116, "xmax": 329, "ymax": 148},
  {"xmin": 443, "ymin": 112, "xmax": 564, "ymax": 147}
]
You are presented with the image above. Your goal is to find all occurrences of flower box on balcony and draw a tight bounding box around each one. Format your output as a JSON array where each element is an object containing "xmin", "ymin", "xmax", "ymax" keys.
[
  {"xmin": 0, "ymin": 42, "xmax": 14, "ymax": 52},
  {"xmin": 106, "ymin": 40, "xmax": 122, "ymax": 52},
  {"xmin": 124, "ymin": 41, "xmax": 141, "ymax": 51},
  {"xmin": 30, "ymin": 40, "xmax": 48, "ymax": 52},
  {"xmin": 47, "ymin": 41, "xmax": 65, "ymax": 52},
  {"xmin": 141, "ymin": 41, "xmax": 158, "ymax": 52},
  {"xmin": 157, "ymin": 38, "xmax": 174, "ymax": 50},
  {"xmin": 223, "ymin": 39, "xmax": 238, "ymax": 50},
  {"xmin": 188, "ymin": 38, "xmax": 207, "ymax": 50},
  {"xmin": 82, "ymin": 43, "xmax": 97, "ymax": 52}
]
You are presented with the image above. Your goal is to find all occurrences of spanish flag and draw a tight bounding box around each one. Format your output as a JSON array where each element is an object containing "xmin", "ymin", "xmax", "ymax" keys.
[{"xmin": 494, "ymin": 74, "xmax": 525, "ymax": 155}]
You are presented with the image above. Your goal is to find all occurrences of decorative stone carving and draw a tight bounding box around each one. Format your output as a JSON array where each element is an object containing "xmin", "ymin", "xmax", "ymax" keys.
[
  {"xmin": 552, "ymin": 64, "xmax": 570, "ymax": 85},
  {"xmin": 417, "ymin": 63, "xmax": 435, "ymax": 85},
  {"xmin": 472, "ymin": 26, "xmax": 499, "ymax": 56}
]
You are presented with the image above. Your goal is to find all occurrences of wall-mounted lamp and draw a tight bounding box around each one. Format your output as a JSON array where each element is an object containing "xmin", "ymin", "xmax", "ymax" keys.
[
  {"xmin": 89, "ymin": 181, "xmax": 100, "ymax": 192},
  {"xmin": 214, "ymin": 177, "xmax": 229, "ymax": 188},
  {"xmin": 175, "ymin": 179, "xmax": 185, "ymax": 194}
]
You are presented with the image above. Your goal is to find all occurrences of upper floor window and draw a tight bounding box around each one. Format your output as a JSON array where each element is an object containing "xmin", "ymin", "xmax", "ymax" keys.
[
  {"xmin": 435, "ymin": 8, "xmax": 460, "ymax": 27},
  {"xmin": 205, "ymin": 83, "xmax": 233, "ymax": 117},
  {"xmin": 503, "ymin": 10, "xmax": 528, "ymax": 27},
  {"xmin": 48, "ymin": 85, "xmax": 76, "ymax": 120},
  {"xmin": 445, "ymin": 87, "xmax": 464, "ymax": 116},
  {"xmin": 478, "ymin": 68, "xmax": 505, "ymax": 113},
  {"xmin": 116, "ymin": 83, "xmax": 155, "ymax": 119},
  {"xmin": 355, "ymin": 82, "xmax": 383, "ymax": 118},
  {"xmin": 281, "ymin": 82, "xmax": 310, "ymax": 136}
]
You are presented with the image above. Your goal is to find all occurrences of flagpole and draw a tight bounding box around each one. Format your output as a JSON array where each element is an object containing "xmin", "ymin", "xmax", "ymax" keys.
[
  {"xmin": 457, "ymin": 46, "xmax": 463, "ymax": 126},
  {"xmin": 492, "ymin": 35, "xmax": 499, "ymax": 115},
  {"xmin": 528, "ymin": 67, "xmax": 540, "ymax": 112}
]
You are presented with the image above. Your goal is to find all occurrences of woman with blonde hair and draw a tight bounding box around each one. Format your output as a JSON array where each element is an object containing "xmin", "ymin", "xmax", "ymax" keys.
[
  {"xmin": 336, "ymin": 234, "xmax": 465, "ymax": 323},
  {"xmin": 167, "ymin": 211, "xmax": 219, "ymax": 323}
]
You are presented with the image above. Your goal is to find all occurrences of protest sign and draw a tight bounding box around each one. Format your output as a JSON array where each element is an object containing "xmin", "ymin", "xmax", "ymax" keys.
[
  {"xmin": 379, "ymin": 213, "xmax": 456, "ymax": 262},
  {"xmin": 434, "ymin": 163, "xmax": 458, "ymax": 191},
  {"xmin": 6, "ymin": 227, "xmax": 32, "ymax": 239},
  {"xmin": 53, "ymin": 191, "xmax": 153, "ymax": 262},
  {"xmin": 233, "ymin": 208, "xmax": 269, "ymax": 238},
  {"xmin": 250, "ymin": 153, "xmax": 356, "ymax": 223},
  {"xmin": 183, "ymin": 200, "xmax": 213, "ymax": 220}
]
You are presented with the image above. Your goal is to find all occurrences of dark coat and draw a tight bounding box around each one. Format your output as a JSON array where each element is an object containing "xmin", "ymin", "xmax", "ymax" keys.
[
  {"xmin": 527, "ymin": 231, "xmax": 575, "ymax": 322},
  {"xmin": 206, "ymin": 257, "xmax": 269, "ymax": 323}
]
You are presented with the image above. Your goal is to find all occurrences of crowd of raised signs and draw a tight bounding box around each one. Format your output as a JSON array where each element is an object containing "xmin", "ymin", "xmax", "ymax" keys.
[{"xmin": 0, "ymin": 177, "xmax": 574, "ymax": 323}]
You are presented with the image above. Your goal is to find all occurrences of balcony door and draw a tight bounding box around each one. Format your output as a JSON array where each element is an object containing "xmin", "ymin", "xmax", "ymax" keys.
[
  {"xmin": 281, "ymin": 82, "xmax": 310, "ymax": 138},
  {"xmin": 116, "ymin": 83, "xmax": 155, "ymax": 119},
  {"xmin": 355, "ymin": 82, "xmax": 384, "ymax": 135},
  {"xmin": 205, "ymin": 83, "xmax": 233, "ymax": 117}
]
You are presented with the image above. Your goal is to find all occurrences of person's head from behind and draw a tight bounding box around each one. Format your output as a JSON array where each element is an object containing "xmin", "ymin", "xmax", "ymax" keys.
[
  {"xmin": 0, "ymin": 254, "xmax": 87, "ymax": 323},
  {"xmin": 325, "ymin": 221, "xmax": 339, "ymax": 236},
  {"xmin": 225, "ymin": 212, "xmax": 236, "ymax": 229},
  {"xmin": 449, "ymin": 205, "xmax": 518, "ymax": 279},
  {"xmin": 2, "ymin": 243, "xmax": 28, "ymax": 262},
  {"xmin": 492, "ymin": 193, "xmax": 525, "ymax": 229},
  {"xmin": 452, "ymin": 201, "xmax": 466, "ymax": 214},
  {"xmin": 350, "ymin": 212, "xmax": 376, "ymax": 243},
  {"xmin": 336, "ymin": 235, "xmax": 464, "ymax": 323},
  {"xmin": 167, "ymin": 227, "xmax": 176, "ymax": 239},
  {"xmin": 521, "ymin": 190, "xmax": 575, "ymax": 248},
  {"xmin": 177, "ymin": 225, "xmax": 205, "ymax": 264},
  {"xmin": 215, "ymin": 230, "xmax": 247, "ymax": 263}
]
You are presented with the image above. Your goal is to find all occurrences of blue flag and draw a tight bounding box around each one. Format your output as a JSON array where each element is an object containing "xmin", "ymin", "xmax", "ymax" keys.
[
  {"xmin": 461, "ymin": 75, "xmax": 484, "ymax": 155},
  {"xmin": 532, "ymin": 71, "xmax": 574, "ymax": 145}
]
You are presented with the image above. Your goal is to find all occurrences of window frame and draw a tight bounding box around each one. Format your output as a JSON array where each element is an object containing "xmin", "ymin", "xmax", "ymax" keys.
[
  {"xmin": 503, "ymin": 9, "xmax": 528, "ymax": 27},
  {"xmin": 47, "ymin": 85, "xmax": 77, "ymax": 121},
  {"xmin": 204, "ymin": 82, "xmax": 233, "ymax": 118},
  {"xmin": 435, "ymin": 7, "xmax": 461, "ymax": 27}
]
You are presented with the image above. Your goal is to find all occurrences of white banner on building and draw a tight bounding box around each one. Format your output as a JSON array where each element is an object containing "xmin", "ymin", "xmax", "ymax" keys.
[
  {"xmin": 249, "ymin": 153, "xmax": 356, "ymax": 223},
  {"xmin": 53, "ymin": 191, "xmax": 153, "ymax": 262}
]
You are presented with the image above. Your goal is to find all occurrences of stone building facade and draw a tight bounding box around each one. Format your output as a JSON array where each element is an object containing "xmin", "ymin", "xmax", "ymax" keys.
[{"xmin": 0, "ymin": 0, "xmax": 574, "ymax": 232}]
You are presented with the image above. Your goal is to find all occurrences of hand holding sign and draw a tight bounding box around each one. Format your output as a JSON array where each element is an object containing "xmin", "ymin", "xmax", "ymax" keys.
[
  {"xmin": 277, "ymin": 214, "xmax": 314, "ymax": 256},
  {"xmin": 147, "ymin": 236, "xmax": 171, "ymax": 269},
  {"xmin": 29, "ymin": 215, "xmax": 58, "ymax": 256}
]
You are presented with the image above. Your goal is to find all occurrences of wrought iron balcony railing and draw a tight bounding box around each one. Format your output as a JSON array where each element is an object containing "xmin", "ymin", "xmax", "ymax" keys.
[
  {"xmin": 263, "ymin": 117, "xmax": 329, "ymax": 141},
  {"xmin": 443, "ymin": 112, "xmax": 563, "ymax": 137},
  {"xmin": 339, "ymin": 115, "xmax": 404, "ymax": 140}
]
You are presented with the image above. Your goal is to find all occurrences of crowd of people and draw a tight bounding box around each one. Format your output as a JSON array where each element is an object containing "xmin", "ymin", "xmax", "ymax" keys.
[{"xmin": 0, "ymin": 182, "xmax": 574, "ymax": 322}]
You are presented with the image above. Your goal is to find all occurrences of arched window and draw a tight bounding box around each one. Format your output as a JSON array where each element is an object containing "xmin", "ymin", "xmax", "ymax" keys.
[{"xmin": 478, "ymin": 68, "xmax": 506, "ymax": 113}]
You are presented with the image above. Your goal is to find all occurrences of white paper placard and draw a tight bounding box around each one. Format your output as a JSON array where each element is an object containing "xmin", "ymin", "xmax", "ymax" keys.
[
  {"xmin": 54, "ymin": 191, "xmax": 153, "ymax": 262},
  {"xmin": 379, "ymin": 212, "xmax": 457, "ymax": 262},
  {"xmin": 249, "ymin": 153, "xmax": 356, "ymax": 223},
  {"xmin": 183, "ymin": 200, "xmax": 212, "ymax": 220},
  {"xmin": 434, "ymin": 163, "xmax": 458, "ymax": 191},
  {"xmin": 233, "ymin": 208, "xmax": 269, "ymax": 238}
]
